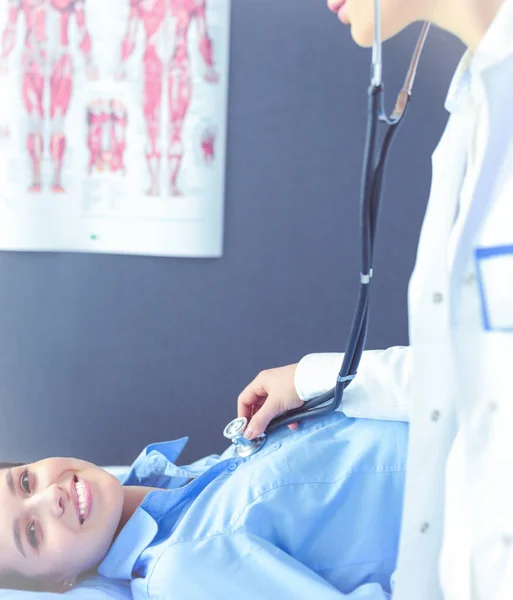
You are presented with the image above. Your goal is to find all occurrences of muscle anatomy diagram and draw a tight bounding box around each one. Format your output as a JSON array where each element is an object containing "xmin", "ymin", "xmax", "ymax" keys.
[
  {"xmin": 0, "ymin": 0, "xmax": 97, "ymax": 193},
  {"xmin": 86, "ymin": 98, "xmax": 128, "ymax": 174},
  {"xmin": 117, "ymin": 0, "xmax": 219, "ymax": 196},
  {"xmin": 0, "ymin": 0, "xmax": 231, "ymax": 259}
]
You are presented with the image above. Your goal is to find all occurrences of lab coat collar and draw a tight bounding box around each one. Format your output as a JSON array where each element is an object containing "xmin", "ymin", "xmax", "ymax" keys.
[
  {"xmin": 444, "ymin": 54, "xmax": 472, "ymax": 114},
  {"xmin": 444, "ymin": 0, "xmax": 513, "ymax": 113},
  {"xmin": 471, "ymin": 0, "xmax": 513, "ymax": 73}
]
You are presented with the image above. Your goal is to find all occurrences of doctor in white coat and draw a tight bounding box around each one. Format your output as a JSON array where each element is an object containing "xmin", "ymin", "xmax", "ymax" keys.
[{"xmin": 238, "ymin": 0, "xmax": 513, "ymax": 598}]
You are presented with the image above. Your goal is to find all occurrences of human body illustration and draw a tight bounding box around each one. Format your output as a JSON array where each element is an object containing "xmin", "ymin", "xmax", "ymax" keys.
[
  {"xmin": 0, "ymin": 0, "xmax": 97, "ymax": 193},
  {"xmin": 200, "ymin": 124, "xmax": 215, "ymax": 164},
  {"xmin": 117, "ymin": 0, "xmax": 219, "ymax": 197},
  {"xmin": 86, "ymin": 99, "xmax": 128, "ymax": 174}
]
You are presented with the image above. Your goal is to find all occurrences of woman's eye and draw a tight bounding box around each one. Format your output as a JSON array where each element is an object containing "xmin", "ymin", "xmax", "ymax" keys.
[
  {"xmin": 26, "ymin": 522, "xmax": 39, "ymax": 550},
  {"xmin": 20, "ymin": 469, "xmax": 31, "ymax": 494}
]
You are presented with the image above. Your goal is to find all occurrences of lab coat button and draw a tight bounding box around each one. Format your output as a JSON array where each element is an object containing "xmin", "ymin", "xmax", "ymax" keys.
[
  {"xmin": 502, "ymin": 534, "xmax": 513, "ymax": 547},
  {"xmin": 420, "ymin": 522, "xmax": 430, "ymax": 534},
  {"xmin": 489, "ymin": 401, "xmax": 498, "ymax": 413},
  {"xmin": 431, "ymin": 410, "xmax": 440, "ymax": 422},
  {"xmin": 463, "ymin": 272, "xmax": 476, "ymax": 285},
  {"xmin": 432, "ymin": 293, "xmax": 444, "ymax": 304}
]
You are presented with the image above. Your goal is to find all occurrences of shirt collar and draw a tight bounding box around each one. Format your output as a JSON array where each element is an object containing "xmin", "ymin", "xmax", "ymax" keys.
[
  {"xmin": 98, "ymin": 506, "xmax": 158, "ymax": 580},
  {"xmin": 122, "ymin": 438, "xmax": 193, "ymax": 487},
  {"xmin": 444, "ymin": 0, "xmax": 513, "ymax": 113},
  {"xmin": 97, "ymin": 438, "xmax": 240, "ymax": 580},
  {"xmin": 98, "ymin": 458, "xmax": 239, "ymax": 580},
  {"xmin": 97, "ymin": 439, "xmax": 192, "ymax": 580}
]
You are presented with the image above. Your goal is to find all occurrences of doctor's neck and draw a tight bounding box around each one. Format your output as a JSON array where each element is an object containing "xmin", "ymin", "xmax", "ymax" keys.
[{"xmin": 427, "ymin": 0, "xmax": 505, "ymax": 51}]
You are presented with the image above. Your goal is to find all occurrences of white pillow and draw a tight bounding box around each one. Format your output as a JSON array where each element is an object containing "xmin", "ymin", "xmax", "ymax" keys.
[
  {"xmin": 0, "ymin": 467, "xmax": 133, "ymax": 599},
  {"xmin": 0, "ymin": 574, "xmax": 132, "ymax": 599},
  {"xmin": 102, "ymin": 465, "xmax": 129, "ymax": 481}
]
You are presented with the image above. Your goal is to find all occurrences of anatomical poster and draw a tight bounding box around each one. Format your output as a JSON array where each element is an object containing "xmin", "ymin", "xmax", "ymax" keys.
[{"xmin": 0, "ymin": 0, "xmax": 230, "ymax": 257}]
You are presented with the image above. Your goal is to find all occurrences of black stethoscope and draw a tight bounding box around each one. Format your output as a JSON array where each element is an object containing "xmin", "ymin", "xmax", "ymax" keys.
[{"xmin": 224, "ymin": 13, "xmax": 431, "ymax": 457}]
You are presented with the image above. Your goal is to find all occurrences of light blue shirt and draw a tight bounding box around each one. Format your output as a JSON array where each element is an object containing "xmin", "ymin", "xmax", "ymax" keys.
[{"xmin": 98, "ymin": 413, "xmax": 407, "ymax": 599}]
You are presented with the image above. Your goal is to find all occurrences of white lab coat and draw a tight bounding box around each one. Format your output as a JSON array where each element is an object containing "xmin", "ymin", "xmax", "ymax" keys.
[{"xmin": 295, "ymin": 2, "xmax": 513, "ymax": 599}]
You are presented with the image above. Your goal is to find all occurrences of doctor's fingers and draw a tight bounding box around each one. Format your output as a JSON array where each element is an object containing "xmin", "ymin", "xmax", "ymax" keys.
[
  {"xmin": 245, "ymin": 396, "xmax": 285, "ymax": 440},
  {"xmin": 248, "ymin": 401, "xmax": 299, "ymax": 433},
  {"xmin": 237, "ymin": 375, "xmax": 270, "ymax": 420}
]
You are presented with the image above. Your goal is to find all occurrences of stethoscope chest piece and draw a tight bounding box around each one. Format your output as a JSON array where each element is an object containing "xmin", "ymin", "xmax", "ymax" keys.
[{"xmin": 223, "ymin": 417, "xmax": 267, "ymax": 457}]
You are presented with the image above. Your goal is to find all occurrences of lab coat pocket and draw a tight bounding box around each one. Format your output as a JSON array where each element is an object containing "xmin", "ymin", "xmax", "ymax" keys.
[{"xmin": 475, "ymin": 245, "xmax": 513, "ymax": 332}]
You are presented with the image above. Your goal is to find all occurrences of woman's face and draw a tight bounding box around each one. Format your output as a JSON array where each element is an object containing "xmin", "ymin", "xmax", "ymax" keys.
[
  {"xmin": 0, "ymin": 458, "xmax": 124, "ymax": 590},
  {"xmin": 327, "ymin": 0, "xmax": 422, "ymax": 47}
]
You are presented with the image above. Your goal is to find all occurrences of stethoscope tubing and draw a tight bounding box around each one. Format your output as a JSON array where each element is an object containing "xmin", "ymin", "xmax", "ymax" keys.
[{"xmin": 266, "ymin": 21, "xmax": 430, "ymax": 434}]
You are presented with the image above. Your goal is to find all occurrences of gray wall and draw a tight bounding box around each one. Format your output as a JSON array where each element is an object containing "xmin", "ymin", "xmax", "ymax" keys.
[{"xmin": 0, "ymin": 2, "xmax": 463, "ymax": 465}]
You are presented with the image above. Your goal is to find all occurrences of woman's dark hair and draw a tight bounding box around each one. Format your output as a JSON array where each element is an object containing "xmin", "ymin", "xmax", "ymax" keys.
[
  {"xmin": 0, "ymin": 461, "xmax": 26, "ymax": 469},
  {"xmin": 0, "ymin": 461, "xmax": 52, "ymax": 592},
  {"xmin": 0, "ymin": 570, "xmax": 50, "ymax": 593}
]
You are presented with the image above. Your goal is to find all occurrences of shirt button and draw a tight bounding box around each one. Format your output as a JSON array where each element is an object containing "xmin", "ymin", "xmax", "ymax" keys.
[
  {"xmin": 420, "ymin": 522, "xmax": 430, "ymax": 534},
  {"xmin": 431, "ymin": 410, "xmax": 440, "ymax": 422},
  {"xmin": 502, "ymin": 534, "xmax": 513, "ymax": 547},
  {"xmin": 489, "ymin": 401, "xmax": 498, "ymax": 413},
  {"xmin": 432, "ymin": 292, "xmax": 444, "ymax": 304},
  {"xmin": 228, "ymin": 463, "xmax": 238, "ymax": 472}
]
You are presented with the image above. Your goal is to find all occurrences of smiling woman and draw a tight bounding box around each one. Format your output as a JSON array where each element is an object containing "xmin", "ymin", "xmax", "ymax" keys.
[
  {"xmin": 0, "ymin": 463, "xmax": 37, "ymax": 592},
  {"xmin": 0, "ymin": 459, "xmax": 126, "ymax": 594},
  {"xmin": 0, "ymin": 462, "xmax": 64, "ymax": 593},
  {"xmin": 0, "ymin": 414, "xmax": 409, "ymax": 598}
]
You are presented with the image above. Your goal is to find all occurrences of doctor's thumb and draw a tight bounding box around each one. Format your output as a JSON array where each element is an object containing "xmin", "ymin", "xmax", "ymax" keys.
[{"xmin": 244, "ymin": 402, "xmax": 278, "ymax": 440}]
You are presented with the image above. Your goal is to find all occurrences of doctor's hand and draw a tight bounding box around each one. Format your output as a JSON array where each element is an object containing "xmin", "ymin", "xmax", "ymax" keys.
[{"xmin": 237, "ymin": 364, "xmax": 305, "ymax": 440}]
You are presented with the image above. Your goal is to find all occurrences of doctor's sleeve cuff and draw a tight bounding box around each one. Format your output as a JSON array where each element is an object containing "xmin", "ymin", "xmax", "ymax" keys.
[
  {"xmin": 295, "ymin": 348, "xmax": 412, "ymax": 422},
  {"xmin": 295, "ymin": 352, "xmax": 345, "ymax": 400}
]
